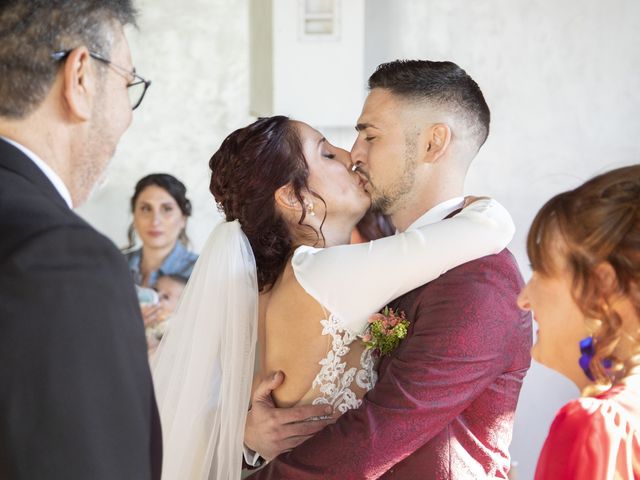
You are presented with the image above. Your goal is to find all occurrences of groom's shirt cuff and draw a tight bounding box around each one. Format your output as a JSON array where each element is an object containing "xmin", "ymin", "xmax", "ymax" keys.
[{"xmin": 243, "ymin": 445, "xmax": 262, "ymax": 467}]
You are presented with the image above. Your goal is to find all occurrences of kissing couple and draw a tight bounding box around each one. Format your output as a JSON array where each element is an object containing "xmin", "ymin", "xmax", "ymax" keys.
[{"xmin": 151, "ymin": 60, "xmax": 532, "ymax": 479}]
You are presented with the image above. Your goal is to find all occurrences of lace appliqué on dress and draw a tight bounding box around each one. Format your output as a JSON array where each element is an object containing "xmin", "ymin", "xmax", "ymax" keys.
[{"xmin": 311, "ymin": 314, "xmax": 378, "ymax": 414}]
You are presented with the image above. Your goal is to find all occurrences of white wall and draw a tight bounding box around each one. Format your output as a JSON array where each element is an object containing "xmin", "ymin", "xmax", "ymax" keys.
[
  {"xmin": 250, "ymin": 0, "xmax": 366, "ymax": 127},
  {"xmin": 76, "ymin": 1, "xmax": 639, "ymax": 478},
  {"xmin": 76, "ymin": 0, "xmax": 252, "ymax": 251},
  {"xmin": 76, "ymin": 0, "xmax": 365, "ymax": 253},
  {"xmin": 365, "ymin": 1, "xmax": 639, "ymax": 478}
]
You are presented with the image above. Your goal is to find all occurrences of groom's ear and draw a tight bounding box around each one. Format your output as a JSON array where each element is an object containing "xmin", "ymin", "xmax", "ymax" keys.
[
  {"xmin": 274, "ymin": 184, "xmax": 302, "ymax": 213},
  {"xmin": 422, "ymin": 123, "xmax": 451, "ymax": 164}
]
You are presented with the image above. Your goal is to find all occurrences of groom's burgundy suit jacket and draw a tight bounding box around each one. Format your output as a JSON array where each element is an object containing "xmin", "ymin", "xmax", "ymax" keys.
[{"xmin": 249, "ymin": 247, "xmax": 532, "ymax": 479}]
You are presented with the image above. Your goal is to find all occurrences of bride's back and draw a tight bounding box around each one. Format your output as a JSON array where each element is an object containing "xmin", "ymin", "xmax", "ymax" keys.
[
  {"xmin": 260, "ymin": 261, "xmax": 372, "ymax": 409},
  {"xmin": 207, "ymin": 115, "xmax": 375, "ymax": 412},
  {"xmin": 260, "ymin": 262, "xmax": 329, "ymax": 407}
]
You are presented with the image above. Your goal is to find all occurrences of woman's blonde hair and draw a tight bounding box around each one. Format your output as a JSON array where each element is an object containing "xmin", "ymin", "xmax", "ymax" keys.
[{"xmin": 527, "ymin": 165, "xmax": 640, "ymax": 393}]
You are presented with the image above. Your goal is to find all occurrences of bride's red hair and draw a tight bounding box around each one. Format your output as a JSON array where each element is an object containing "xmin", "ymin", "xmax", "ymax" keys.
[{"xmin": 209, "ymin": 116, "xmax": 324, "ymax": 291}]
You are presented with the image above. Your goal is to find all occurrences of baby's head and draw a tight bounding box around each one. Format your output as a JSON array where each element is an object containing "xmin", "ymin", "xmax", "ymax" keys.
[{"xmin": 154, "ymin": 274, "xmax": 187, "ymax": 317}]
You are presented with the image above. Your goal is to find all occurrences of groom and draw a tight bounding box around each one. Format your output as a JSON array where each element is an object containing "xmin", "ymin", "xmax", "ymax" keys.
[{"xmin": 245, "ymin": 60, "xmax": 533, "ymax": 478}]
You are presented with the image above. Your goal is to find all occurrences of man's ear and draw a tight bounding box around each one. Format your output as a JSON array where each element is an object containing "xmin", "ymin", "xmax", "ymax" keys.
[
  {"xmin": 274, "ymin": 184, "xmax": 302, "ymax": 213},
  {"xmin": 423, "ymin": 123, "xmax": 451, "ymax": 164},
  {"xmin": 61, "ymin": 47, "xmax": 95, "ymax": 121}
]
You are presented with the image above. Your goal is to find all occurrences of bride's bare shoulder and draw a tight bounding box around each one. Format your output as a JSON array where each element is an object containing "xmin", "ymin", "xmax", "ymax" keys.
[
  {"xmin": 268, "ymin": 261, "xmax": 322, "ymax": 312},
  {"xmin": 262, "ymin": 261, "xmax": 330, "ymax": 407}
]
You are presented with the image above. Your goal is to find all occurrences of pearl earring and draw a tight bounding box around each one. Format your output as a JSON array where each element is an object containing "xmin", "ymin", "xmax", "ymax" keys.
[{"xmin": 306, "ymin": 202, "xmax": 316, "ymax": 217}]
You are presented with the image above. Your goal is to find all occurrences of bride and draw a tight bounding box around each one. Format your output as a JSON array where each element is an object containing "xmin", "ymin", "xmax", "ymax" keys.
[{"xmin": 151, "ymin": 116, "xmax": 515, "ymax": 479}]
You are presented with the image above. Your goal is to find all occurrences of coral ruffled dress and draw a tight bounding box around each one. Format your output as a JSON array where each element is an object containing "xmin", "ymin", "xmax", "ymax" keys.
[{"xmin": 535, "ymin": 380, "xmax": 640, "ymax": 479}]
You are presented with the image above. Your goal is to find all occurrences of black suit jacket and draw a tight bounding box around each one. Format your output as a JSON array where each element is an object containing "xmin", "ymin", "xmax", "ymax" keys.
[{"xmin": 0, "ymin": 139, "xmax": 162, "ymax": 479}]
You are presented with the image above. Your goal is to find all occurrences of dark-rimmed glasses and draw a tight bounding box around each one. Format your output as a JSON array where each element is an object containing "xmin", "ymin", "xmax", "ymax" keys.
[{"xmin": 51, "ymin": 50, "xmax": 151, "ymax": 110}]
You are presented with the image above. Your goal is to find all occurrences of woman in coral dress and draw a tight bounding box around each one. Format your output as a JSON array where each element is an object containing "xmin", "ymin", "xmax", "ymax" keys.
[{"xmin": 518, "ymin": 164, "xmax": 640, "ymax": 480}]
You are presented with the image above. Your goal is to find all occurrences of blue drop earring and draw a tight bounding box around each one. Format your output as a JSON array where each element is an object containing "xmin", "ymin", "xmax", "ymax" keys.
[{"xmin": 579, "ymin": 336, "xmax": 613, "ymax": 381}]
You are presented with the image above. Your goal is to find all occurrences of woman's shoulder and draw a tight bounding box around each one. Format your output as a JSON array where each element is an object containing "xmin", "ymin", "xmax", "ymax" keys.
[
  {"xmin": 163, "ymin": 242, "xmax": 198, "ymax": 276},
  {"xmin": 555, "ymin": 391, "xmax": 620, "ymax": 424},
  {"xmin": 271, "ymin": 261, "xmax": 322, "ymax": 307},
  {"xmin": 537, "ymin": 386, "xmax": 640, "ymax": 479},
  {"xmin": 183, "ymin": 246, "xmax": 198, "ymax": 262},
  {"xmin": 123, "ymin": 247, "xmax": 142, "ymax": 262},
  {"xmin": 173, "ymin": 241, "xmax": 198, "ymax": 261},
  {"xmin": 551, "ymin": 386, "xmax": 639, "ymax": 439}
]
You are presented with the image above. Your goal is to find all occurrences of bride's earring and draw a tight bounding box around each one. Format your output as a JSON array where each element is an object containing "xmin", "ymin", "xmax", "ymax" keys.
[{"xmin": 305, "ymin": 201, "xmax": 316, "ymax": 217}]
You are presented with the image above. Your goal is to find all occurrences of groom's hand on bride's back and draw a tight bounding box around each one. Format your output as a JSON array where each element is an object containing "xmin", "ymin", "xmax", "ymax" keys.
[{"xmin": 244, "ymin": 371, "xmax": 335, "ymax": 461}]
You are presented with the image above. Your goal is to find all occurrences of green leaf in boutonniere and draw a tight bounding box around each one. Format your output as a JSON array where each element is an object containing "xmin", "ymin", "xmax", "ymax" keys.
[{"xmin": 362, "ymin": 306, "xmax": 409, "ymax": 356}]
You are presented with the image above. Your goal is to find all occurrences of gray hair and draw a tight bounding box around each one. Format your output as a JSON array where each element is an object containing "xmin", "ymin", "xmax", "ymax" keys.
[{"xmin": 0, "ymin": 0, "xmax": 138, "ymax": 119}]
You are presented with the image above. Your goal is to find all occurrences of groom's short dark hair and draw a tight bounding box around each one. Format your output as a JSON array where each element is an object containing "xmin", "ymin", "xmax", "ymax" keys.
[{"xmin": 369, "ymin": 60, "xmax": 490, "ymax": 152}]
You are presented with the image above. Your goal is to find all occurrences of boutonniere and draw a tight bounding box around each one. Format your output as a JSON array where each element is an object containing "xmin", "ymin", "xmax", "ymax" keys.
[{"xmin": 362, "ymin": 306, "xmax": 409, "ymax": 356}]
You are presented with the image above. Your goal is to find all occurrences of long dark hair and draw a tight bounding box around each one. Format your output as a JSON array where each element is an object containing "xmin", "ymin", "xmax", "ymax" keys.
[
  {"xmin": 527, "ymin": 164, "xmax": 640, "ymax": 391},
  {"xmin": 209, "ymin": 116, "xmax": 325, "ymax": 292},
  {"xmin": 125, "ymin": 173, "xmax": 192, "ymax": 250}
]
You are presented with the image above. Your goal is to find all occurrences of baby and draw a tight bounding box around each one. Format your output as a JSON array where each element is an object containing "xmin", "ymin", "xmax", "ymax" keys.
[{"xmin": 146, "ymin": 274, "xmax": 187, "ymax": 353}]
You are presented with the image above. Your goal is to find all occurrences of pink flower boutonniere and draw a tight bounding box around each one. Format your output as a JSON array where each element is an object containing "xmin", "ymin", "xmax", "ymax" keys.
[{"xmin": 362, "ymin": 306, "xmax": 410, "ymax": 356}]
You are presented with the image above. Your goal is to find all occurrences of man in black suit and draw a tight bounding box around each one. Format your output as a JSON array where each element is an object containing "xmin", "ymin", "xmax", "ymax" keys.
[{"xmin": 0, "ymin": 1, "xmax": 161, "ymax": 478}]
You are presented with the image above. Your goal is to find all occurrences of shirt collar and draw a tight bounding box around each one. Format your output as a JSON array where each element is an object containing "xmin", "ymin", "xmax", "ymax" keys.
[
  {"xmin": 0, "ymin": 136, "xmax": 73, "ymax": 209},
  {"xmin": 406, "ymin": 197, "xmax": 465, "ymax": 230}
]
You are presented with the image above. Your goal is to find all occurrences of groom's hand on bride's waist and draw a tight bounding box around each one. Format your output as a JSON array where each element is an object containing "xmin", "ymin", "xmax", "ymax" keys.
[{"xmin": 244, "ymin": 371, "xmax": 334, "ymax": 461}]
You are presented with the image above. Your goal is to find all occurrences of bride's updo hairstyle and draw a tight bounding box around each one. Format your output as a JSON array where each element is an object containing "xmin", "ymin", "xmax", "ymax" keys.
[
  {"xmin": 209, "ymin": 116, "xmax": 323, "ymax": 292},
  {"xmin": 527, "ymin": 164, "xmax": 640, "ymax": 392}
]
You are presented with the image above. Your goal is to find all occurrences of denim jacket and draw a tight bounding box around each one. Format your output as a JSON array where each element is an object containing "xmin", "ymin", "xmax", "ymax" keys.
[{"xmin": 125, "ymin": 242, "xmax": 198, "ymax": 286}]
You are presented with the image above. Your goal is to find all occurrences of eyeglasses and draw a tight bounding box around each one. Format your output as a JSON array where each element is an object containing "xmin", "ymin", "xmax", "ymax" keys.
[{"xmin": 51, "ymin": 49, "xmax": 151, "ymax": 110}]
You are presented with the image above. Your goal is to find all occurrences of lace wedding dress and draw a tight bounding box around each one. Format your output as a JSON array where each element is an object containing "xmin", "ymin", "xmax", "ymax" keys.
[{"xmin": 309, "ymin": 313, "xmax": 378, "ymax": 413}]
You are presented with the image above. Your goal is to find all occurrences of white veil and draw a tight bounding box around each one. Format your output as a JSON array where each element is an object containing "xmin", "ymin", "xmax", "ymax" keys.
[{"xmin": 151, "ymin": 220, "xmax": 258, "ymax": 480}]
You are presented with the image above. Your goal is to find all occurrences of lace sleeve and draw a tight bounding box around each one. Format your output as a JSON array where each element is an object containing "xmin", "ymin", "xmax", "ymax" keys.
[{"xmin": 292, "ymin": 198, "xmax": 515, "ymax": 334}]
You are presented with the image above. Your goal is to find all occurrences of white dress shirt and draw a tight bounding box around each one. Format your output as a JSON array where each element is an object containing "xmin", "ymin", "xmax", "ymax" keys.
[
  {"xmin": 407, "ymin": 196, "xmax": 464, "ymax": 230},
  {"xmin": 0, "ymin": 136, "xmax": 73, "ymax": 208}
]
